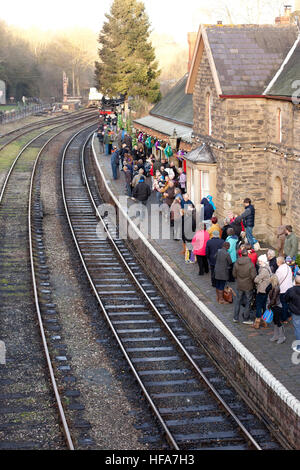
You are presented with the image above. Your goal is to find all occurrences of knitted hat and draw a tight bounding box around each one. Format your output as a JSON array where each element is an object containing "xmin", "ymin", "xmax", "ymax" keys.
[{"xmin": 258, "ymin": 254, "xmax": 268, "ymax": 264}]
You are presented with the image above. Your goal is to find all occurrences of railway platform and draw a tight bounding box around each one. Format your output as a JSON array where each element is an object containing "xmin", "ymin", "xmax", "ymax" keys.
[{"xmin": 92, "ymin": 138, "xmax": 300, "ymax": 447}]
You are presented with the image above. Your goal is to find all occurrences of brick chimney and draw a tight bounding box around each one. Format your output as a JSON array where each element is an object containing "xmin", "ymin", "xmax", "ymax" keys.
[
  {"xmin": 187, "ymin": 32, "xmax": 197, "ymax": 73},
  {"xmin": 275, "ymin": 4, "xmax": 292, "ymax": 24}
]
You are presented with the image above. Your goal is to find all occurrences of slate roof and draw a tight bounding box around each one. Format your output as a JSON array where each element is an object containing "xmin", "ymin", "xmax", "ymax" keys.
[
  {"xmin": 265, "ymin": 37, "xmax": 300, "ymax": 97},
  {"xmin": 150, "ymin": 74, "xmax": 193, "ymax": 126},
  {"xmin": 184, "ymin": 144, "xmax": 216, "ymax": 163},
  {"xmin": 205, "ymin": 25, "xmax": 298, "ymax": 95},
  {"xmin": 133, "ymin": 115, "xmax": 192, "ymax": 143}
]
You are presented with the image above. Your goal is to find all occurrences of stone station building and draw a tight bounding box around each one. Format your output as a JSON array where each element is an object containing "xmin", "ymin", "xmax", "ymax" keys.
[
  {"xmin": 186, "ymin": 21, "xmax": 300, "ymax": 247},
  {"xmin": 134, "ymin": 8, "xmax": 300, "ymax": 249}
]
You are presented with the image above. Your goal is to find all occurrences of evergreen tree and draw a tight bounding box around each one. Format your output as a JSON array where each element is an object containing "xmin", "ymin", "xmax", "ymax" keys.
[{"xmin": 95, "ymin": 0, "xmax": 161, "ymax": 104}]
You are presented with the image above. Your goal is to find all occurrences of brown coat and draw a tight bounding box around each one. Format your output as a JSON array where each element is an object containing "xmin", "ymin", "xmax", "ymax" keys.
[
  {"xmin": 254, "ymin": 265, "xmax": 272, "ymax": 294},
  {"xmin": 233, "ymin": 256, "xmax": 256, "ymax": 291}
]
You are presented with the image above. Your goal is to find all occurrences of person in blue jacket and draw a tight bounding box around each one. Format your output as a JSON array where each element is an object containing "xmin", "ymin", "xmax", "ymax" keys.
[
  {"xmin": 111, "ymin": 146, "xmax": 120, "ymax": 180},
  {"xmin": 226, "ymin": 227, "xmax": 238, "ymax": 282}
]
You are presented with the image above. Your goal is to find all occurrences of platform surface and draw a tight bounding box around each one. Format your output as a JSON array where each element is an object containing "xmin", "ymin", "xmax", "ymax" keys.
[{"xmin": 94, "ymin": 140, "xmax": 300, "ymax": 401}]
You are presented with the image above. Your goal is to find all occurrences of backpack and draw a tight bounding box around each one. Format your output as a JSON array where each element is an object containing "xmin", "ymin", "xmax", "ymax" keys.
[
  {"xmin": 164, "ymin": 144, "xmax": 173, "ymax": 158},
  {"xmin": 145, "ymin": 136, "xmax": 152, "ymax": 149}
]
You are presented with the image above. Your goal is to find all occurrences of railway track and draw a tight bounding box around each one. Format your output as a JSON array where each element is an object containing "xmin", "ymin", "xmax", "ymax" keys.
[
  {"xmin": 0, "ymin": 115, "xmax": 97, "ymax": 449},
  {"xmin": 61, "ymin": 129, "xmax": 283, "ymax": 450},
  {"xmin": 0, "ymin": 109, "xmax": 97, "ymax": 151}
]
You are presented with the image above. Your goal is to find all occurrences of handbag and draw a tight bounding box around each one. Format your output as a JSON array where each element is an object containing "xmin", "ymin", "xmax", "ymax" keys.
[
  {"xmin": 185, "ymin": 248, "xmax": 197, "ymax": 264},
  {"xmin": 262, "ymin": 308, "xmax": 273, "ymax": 324},
  {"xmin": 223, "ymin": 286, "xmax": 234, "ymax": 303}
]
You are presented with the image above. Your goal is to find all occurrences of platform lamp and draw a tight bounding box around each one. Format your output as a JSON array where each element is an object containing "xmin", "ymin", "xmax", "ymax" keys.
[{"xmin": 277, "ymin": 200, "xmax": 287, "ymax": 216}]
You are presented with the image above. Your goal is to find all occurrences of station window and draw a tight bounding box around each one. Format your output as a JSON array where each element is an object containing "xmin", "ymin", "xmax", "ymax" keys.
[
  {"xmin": 206, "ymin": 92, "xmax": 212, "ymax": 136},
  {"xmin": 200, "ymin": 170, "xmax": 210, "ymax": 201},
  {"xmin": 277, "ymin": 108, "xmax": 282, "ymax": 143}
]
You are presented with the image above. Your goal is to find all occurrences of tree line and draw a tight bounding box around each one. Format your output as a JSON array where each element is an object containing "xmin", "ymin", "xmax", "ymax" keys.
[{"xmin": 0, "ymin": 21, "xmax": 97, "ymax": 102}]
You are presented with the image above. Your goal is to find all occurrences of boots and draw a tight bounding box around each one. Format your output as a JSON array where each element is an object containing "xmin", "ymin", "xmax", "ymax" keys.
[
  {"xmin": 270, "ymin": 325, "xmax": 279, "ymax": 342},
  {"xmin": 260, "ymin": 318, "xmax": 268, "ymax": 328},
  {"xmin": 217, "ymin": 290, "xmax": 229, "ymax": 304},
  {"xmin": 277, "ymin": 326, "xmax": 286, "ymax": 345}
]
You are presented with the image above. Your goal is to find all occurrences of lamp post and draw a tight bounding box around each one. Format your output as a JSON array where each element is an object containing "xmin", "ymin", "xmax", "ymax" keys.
[{"xmin": 277, "ymin": 200, "xmax": 287, "ymax": 217}]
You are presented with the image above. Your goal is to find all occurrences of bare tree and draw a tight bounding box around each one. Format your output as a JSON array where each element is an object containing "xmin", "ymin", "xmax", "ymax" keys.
[{"xmin": 193, "ymin": 0, "xmax": 285, "ymax": 25}]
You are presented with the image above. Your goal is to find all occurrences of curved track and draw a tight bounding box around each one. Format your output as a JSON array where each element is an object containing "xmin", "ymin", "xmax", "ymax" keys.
[
  {"xmin": 61, "ymin": 129, "xmax": 283, "ymax": 451},
  {"xmin": 0, "ymin": 109, "xmax": 97, "ymax": 152},
  {"xmin": 0, "ymin": 114, "xmax": 96, "ymax": 449}
]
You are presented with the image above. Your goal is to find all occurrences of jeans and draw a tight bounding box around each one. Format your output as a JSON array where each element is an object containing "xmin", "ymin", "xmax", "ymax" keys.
[
  {"xmin": 210, "ymin": 265, "xmax": 216, "ymax": 287},
  {"xmin": 105, "ymin": 144, "xmax": 110, "ymax": 155},
  {"xmin": 292, "ymin": 315, "xmax": 300, "ymax": 345},
  {"xmin": 98, "ymin": 139, "xmax": 104, "ymax": 153},
  {"xmin": 111, "ymin": 163, "xmax": 118, "ymax": 180},
  {"xmin": 234, "ymin": 290, "xmax": 253, "ymax": 321},
  {"xmin": 256, "ymin": 292, "xmax": 267, "ymax": 319},
  {"xmin": 126, "ymin": 183, "xmax": 132, "ymax": 197},
  {"xmin": 245, "ymin": 226, "xmax": 255, "ymax": 248},
  {"xmin": 173, "ymin": 218, "xmax": 182, "ymax": 240},
  {"xmin": 215, "ymin": 279, "xmax": 226, "ymax": 291},
  {"xmin": 156, "ymin": 191, "xmax": 162, "ymax": 206}
]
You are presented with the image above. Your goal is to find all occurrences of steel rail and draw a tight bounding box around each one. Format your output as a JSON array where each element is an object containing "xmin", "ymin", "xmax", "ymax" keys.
[
  {"xmin": 0, "ymin": 115, "xmax": 96, "ymax": 205},
  {"xmin": 0, "ymin": 116, "xmax": 96, "ymax": 450},
  {"xmin": 62, "ymin": 128, "xmax": 262, "ymax": 450},
  {"xmin": 0, "ymin": 109, "xmax": 97, "ymax": 154},
  {"xmin": 27, "ymin": 121, "xmax": 97, "ymax": 449},
  {"xmin": 0, "ymin": 108, "xmax": 95, "ymax": 140},
  {"xmin": 61, "ymin": 129, "xmax": 180, "ymax": 450},
  {"xmin": 84, "ymin": 134, "xmax": 263, "ymax": 451}
]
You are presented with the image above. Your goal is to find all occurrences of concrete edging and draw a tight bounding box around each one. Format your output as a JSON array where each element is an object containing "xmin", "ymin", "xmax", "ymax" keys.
[{"xmin": 91, "ymin": 135, "xmax": 300, "ymax": 448}]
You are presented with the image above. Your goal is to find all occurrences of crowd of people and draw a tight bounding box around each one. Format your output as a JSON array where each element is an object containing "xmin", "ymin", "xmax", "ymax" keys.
[
  {"xmin": 190, "ymin": 207, "xmax": 300, "ymax": 351},
  {"xmin": 96, "ymin": 118, "xmax": 300, "ymax": 354}
]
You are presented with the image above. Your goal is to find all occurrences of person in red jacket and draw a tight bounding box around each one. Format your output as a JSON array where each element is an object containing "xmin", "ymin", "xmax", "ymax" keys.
[
  {"xmin": 238, "ymin": 243, "xmax": 257, "ymax": 267},
  {"xmin": 192, "ymin": 224, "xmax": 210, "ymax": 275}
]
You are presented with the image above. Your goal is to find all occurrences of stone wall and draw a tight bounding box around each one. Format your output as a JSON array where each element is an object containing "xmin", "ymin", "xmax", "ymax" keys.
[{"xmin": 192, "ymin": 49, "xmax": 225, "ymax": 140}]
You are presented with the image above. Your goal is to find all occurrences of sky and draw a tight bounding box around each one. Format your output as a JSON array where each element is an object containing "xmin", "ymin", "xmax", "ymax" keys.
[{"xmin": 0, "ymin": 0, "xmax": 291, "ymax": 43}]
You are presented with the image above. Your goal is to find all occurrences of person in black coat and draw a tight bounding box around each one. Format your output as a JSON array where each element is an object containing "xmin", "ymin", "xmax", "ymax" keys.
[
  {"xmin": 132, "ymin": 176, "xmax": 151, "ymax": 221},
  {"xmin": 132, "ymin": 177, "xmax": 151, "ymax": 204},
  {"xmin": 214, "ymin": 242, "xmax": 232, "ymax": 304},
  {"xmin": 230, "ymin": 217, "xmax": 243, "ymax": 238},
  {"xmin": 201, "ymin": 197, "xmax": 214, "ymax": 221},
  {"xmin": 267, "ymin": 249, "xmax": 278, "ymax": 274},
  {"xmin": 285, "ymin": 276, "xmax": 300, "ymax": 353},
  {"xmin": 205, "ymin": 231, "xmax": 224, "ymax": 287},
  {"xmin": 222, "ymin": 217, "xmax": 232, "ymax": 241}
]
